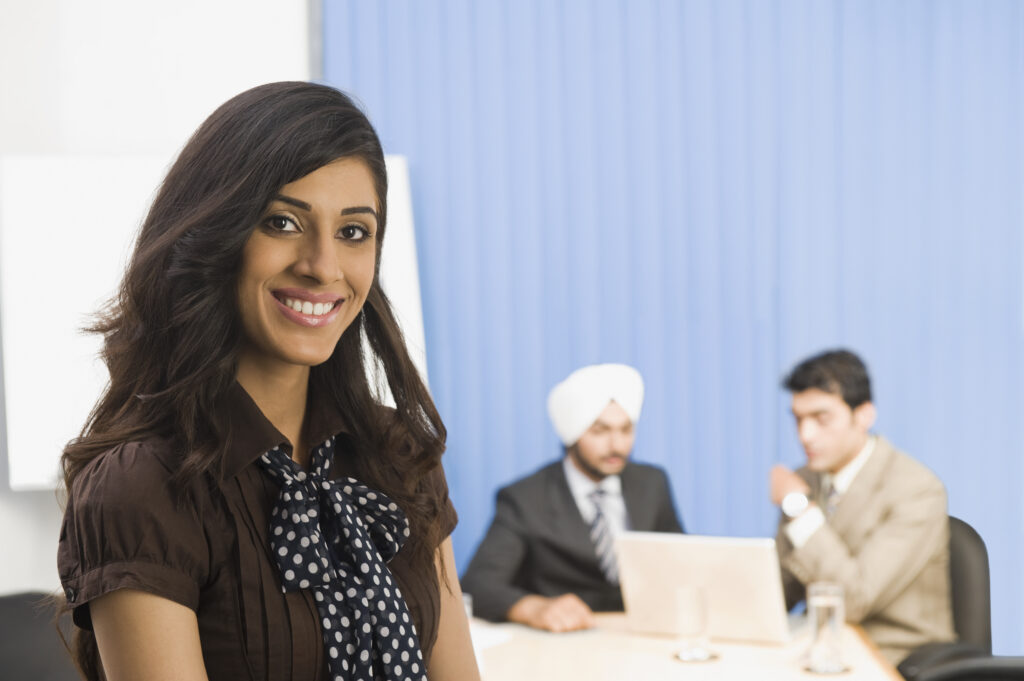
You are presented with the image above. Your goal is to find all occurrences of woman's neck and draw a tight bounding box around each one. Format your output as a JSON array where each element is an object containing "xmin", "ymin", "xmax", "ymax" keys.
[{"xmin": 235, "ymin": 357, "xmax": 311, "ymax": 467}]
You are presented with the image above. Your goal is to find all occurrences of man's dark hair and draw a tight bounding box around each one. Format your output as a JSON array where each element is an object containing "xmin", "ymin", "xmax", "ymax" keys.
[{"xmin": 783, "ymin": 349, "xmax": 872, "ymax": 409}]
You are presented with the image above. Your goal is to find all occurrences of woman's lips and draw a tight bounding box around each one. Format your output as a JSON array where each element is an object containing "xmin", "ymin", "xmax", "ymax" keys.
[
  {"xmin": 272, "ymin": 290, "xmax": 344, "ymax": 328},
  {"xmin": 273, "ymin": 287, "xmax": 342, "ymax": 304}
]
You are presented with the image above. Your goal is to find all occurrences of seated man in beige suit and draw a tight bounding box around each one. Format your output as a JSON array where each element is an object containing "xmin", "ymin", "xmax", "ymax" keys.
[{"xmin": 770, "ymin": 349, "xmax": 955, "ymax": 666}]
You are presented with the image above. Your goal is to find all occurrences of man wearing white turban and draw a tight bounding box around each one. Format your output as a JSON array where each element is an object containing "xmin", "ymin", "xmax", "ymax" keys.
[{"xmin": 461, "ymin": 364, "xmax": 684, "ymax": 632}]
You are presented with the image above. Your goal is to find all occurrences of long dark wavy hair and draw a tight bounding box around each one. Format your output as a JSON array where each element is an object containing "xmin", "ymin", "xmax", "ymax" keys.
[{"xmin": 60, "ymin": 81, "xmax": 447, "ymax": 678}]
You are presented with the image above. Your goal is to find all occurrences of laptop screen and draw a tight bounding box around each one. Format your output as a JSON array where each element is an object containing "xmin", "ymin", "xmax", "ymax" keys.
[{"xmin": 615, "ymin": 532, "xmax": 791, "ymax": 644}]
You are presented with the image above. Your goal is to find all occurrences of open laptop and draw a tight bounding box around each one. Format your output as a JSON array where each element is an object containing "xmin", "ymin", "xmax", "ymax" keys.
[{"xmin": 614, "ymin": 532, "xmax": 793, "ymax": 644}]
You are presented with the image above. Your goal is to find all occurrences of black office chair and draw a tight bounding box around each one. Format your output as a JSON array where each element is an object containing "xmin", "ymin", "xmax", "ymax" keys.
[
  {"xmin": 915, "ymin": 656, "xmax": 1024, "ymax": 681},
  {"xmin": 899, "ymin": 516, "xmax": 992, "ymax": 680},
  {"xmin": 948, "ymin": 516, "xmax": 992, "ymax": 654},
  {"xmin": 0, "ymin": 591, "xmax": 80, "ymax": 681}
]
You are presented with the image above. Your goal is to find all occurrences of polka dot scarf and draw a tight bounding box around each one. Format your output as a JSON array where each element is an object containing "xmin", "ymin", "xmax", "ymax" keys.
[{"xmin": 258, "ymin": 437, "xmax": 427, "ymax": 681}]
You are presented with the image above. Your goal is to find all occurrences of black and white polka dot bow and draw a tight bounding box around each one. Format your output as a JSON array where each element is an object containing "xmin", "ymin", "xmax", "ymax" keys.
[{"xmin": 259, "ymin": 437, "xmax": 427, "ymax": 681}]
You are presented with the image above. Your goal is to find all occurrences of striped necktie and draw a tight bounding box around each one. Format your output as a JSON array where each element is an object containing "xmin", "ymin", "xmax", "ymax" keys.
[
  {"xmin": 823, "ymin": 478, "xmax": 840, "ymax": 517},
  {"xmin": 588, "ymin": 489, "xmax": 619, "ymax": 584}
]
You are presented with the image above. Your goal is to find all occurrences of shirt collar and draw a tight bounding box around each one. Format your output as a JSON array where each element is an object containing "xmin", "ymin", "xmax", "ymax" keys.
[
  {"xmin": 827, "ymin": 434, "xmax": 876, "ymax": 496},
  {"xmin": 562, "ymin": 455, "xmax": 623, "ymax": 498},
  {"xmin": 218, "ymin": 380, "xmax": 350, "ymax": 481}
]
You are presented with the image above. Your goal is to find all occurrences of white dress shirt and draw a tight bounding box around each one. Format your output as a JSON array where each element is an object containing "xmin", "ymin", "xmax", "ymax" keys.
[
  {"xmin": 785, "ymin": 435, "xmax": 877, "ymax": 548},
  {"xmin": 562, "ymin": 457, "xmax": 630, "ymax": 534}
]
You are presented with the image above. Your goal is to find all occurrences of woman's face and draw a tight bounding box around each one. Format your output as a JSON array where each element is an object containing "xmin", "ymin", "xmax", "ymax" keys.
[{"xmin": 236, "ymin": 157, "xmax": 379, "ymax": 376}]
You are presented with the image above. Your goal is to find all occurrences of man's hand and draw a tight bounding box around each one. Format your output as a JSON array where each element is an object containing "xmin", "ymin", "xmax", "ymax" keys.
[
  {"xmin": 770, "ymin": 464, "xmax": 811, "ymax": 506},
  {"xmin": 506, "ymin": 594, "xmax": 596, "ymax": 632}
]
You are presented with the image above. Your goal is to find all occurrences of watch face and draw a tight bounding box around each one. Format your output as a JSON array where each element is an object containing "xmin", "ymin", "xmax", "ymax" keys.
[{"xmin": 782, "ymin": 492, "xmax": 808, "ymax": 518}]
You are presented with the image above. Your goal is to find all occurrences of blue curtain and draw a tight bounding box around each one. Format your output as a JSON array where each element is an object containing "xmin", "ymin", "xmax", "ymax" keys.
[{"xmin": 322, "ymin": 0, "xmax": 1024, "ymax": 653}]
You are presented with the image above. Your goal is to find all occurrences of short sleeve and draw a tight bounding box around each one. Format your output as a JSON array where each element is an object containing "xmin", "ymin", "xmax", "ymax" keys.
[{"xmin": 57, "ymin": 441, "xmax": 209, "ymax": 629}]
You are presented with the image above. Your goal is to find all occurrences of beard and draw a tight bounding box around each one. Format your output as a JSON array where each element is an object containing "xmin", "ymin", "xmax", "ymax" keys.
[{"xmin": 567, "ymin": 444, "xmax": 629, "ymax": 481}]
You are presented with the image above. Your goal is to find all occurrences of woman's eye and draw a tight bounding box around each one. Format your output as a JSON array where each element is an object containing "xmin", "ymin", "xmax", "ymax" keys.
[
  {"xmin": 339, "ymin": 224, "xmax": 370, "ymax": 241},
  {"xmin": 266, "ymin": 215, "xmax": 299, "ymax": 233}
]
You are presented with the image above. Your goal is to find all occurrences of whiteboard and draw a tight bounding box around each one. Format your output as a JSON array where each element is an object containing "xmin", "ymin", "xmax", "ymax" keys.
[{"xmin": 0, "ymin": 154, "xmax": 426, "ymax": 490}]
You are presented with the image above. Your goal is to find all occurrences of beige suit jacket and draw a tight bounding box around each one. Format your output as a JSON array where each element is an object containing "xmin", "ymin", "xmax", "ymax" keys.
[{"xmin": 776, "ymin": 436, "xmax": 955, "ymax": 665}]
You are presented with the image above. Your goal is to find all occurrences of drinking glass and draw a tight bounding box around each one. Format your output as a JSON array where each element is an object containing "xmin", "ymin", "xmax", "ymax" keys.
[
  {"xmin": 805, "ymin": 582, "xmax": 847, "ymax": 674},
  {"xmin": 673, "ymin": 585, "xmax": 716, "ymax": 662}
]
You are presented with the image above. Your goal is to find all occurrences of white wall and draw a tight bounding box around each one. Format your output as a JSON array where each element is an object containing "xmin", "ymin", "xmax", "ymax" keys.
[{"xmin": 0, "ymin": 0, "xmax": 311, "ymax": 593}]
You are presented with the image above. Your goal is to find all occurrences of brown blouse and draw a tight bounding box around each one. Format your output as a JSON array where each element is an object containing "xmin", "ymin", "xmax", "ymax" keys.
[{"xmin": 57, "ymin": 383, "xmax": 457, "ymax": 680}]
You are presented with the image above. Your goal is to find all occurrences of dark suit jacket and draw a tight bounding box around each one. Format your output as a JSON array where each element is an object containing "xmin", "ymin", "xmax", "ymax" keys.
[{"xmin": 460, "ymin": 460, "xmax": 684, "ymax": 622}]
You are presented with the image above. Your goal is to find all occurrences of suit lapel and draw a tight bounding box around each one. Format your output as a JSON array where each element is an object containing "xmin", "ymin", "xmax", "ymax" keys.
[
  {"xmin": 827, "ymin": 437, "xmax": 893, "ymax": 536},
  {"xmin": 620, "ymin": 464, "xmax": 646, "ymax": 531},
  {"xmin": 546, "ymin": 463, "xmax": 597, "ymax": 556}
]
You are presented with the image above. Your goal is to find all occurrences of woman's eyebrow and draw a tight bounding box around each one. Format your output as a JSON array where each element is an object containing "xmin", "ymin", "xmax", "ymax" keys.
[
  {"xmin": 272, "ymin": 196, "xmax": 377, "ymax": 220},
  {"xmin": 341, "ymin": 206, "xmax": 378, "ymax": 219},
  {"xmin": 272, "ymin": 194, "xmax": 311, "ymax": 211}
]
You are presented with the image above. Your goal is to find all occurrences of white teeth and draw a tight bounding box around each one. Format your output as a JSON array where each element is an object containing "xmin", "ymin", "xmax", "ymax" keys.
[{"xmin": 282, "ymin": 297, "xmax": 335, "ymax": 317}]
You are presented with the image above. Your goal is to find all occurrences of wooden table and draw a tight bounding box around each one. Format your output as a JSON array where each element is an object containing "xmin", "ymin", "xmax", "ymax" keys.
[{"xmin": 470, "ymin": 614, "xmax": 902, "ymax": 680}]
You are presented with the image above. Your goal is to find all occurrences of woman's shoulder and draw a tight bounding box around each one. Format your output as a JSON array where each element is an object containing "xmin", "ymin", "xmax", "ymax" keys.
[
  {"xmin": 69, "ymin": 437, "xmax": 200, "ymax": 510},
  {"xmin": 59, "ymin": 437, "xmax": 213, "ymax": 624},
  {"xmin": 74, "ymin": 436, "xmax": 178, "ymax": 478}
]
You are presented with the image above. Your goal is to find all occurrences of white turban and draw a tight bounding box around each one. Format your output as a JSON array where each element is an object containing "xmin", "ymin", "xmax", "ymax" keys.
[{"xmin": 546, "ymin": 364, "xmax": 644, "ymax": 446}]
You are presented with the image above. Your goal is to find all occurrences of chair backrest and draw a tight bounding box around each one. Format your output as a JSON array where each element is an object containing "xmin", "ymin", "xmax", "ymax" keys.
[
  {"xmin": 0, "ymin": 591, "xmax": 80, "ymax": 681},
  {"xmin": 918, "ymin": 655, "xmax": 1024, "ymax": 681},
  {"xmin": 948, "ymin": 516, "xmax": 992, "ymax": 655}
]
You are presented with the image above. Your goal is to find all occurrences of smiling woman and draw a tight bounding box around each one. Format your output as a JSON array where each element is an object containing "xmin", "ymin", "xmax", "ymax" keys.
[
  {"xmin": 56, "ymin": 82, "xmax": 480, "ymax": 681},
  {"xmin": 236, "ymin": 159, "xmax": 379, "ymax": 377}
]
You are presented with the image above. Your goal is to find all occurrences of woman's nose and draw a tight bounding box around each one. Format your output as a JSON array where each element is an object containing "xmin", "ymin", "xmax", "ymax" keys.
[{"xmin": 294, "ymin": 233, "xmax": 342, "ymax": 284}]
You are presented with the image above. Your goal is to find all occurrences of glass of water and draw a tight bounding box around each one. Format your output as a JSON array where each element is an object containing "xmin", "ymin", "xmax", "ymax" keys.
[
  {"xmin": 805, "ymin": 582, "xmax": 847, "ymax": 674},
  {"xmin": 673, "ymin": 585, "xmax": 717, "ymax": 662}
]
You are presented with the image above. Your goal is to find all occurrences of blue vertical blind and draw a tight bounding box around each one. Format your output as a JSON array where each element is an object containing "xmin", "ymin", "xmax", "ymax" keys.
[{"xmin": 323, "ymin": 0, "xmax": 1024, "ymax": 652}]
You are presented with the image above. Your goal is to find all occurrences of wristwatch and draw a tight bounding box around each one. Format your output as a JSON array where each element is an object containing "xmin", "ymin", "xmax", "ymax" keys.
[{"xmin": 781, "ymin": 491, "xmax": 810, "ymax": 519}]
